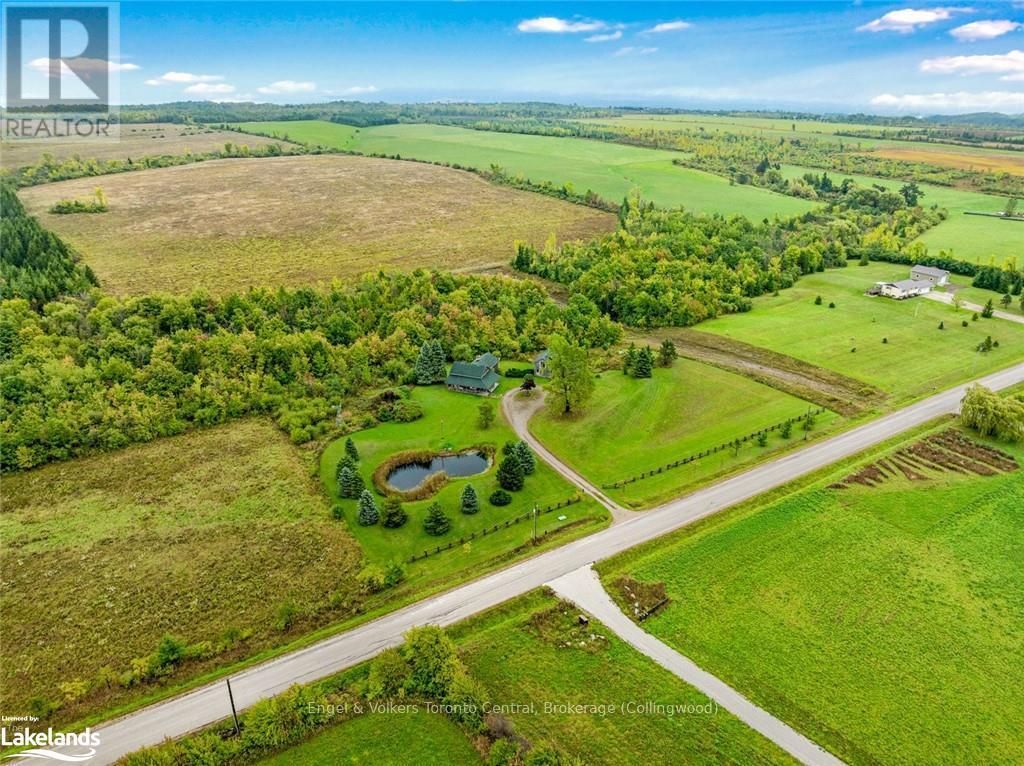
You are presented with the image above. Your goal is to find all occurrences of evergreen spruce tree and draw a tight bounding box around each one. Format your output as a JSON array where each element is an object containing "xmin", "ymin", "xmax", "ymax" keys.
[
  {"xmin": 335, "ymin": 454, "xmax": 356, "ymax": 485},
  {"xmin": 344, "ymin": 437, "xmax": 359, "ymax": 463},
  {"xmin": 381, "ymin": 497, "xmax": 408, "ymax": 528},
  {"xmin": 338, "ymin": 466, "xmax": 365, "ymax": 499},
  {"xmin": 414, "ymin": 342, "xmax": 434, "ymax": 385},
  {"xmin": 658, "ymin": 339, "xmax": 677, "ymax": 367},
  {"xmin": 496, "ymin": 451, "xmax": 525, "ymax": 491},
  {"xmin": 460, "ymin": 484, "xmax": 480, "ymax": 515},
  {"xmin": 429, "ymin": 340, "xmax": 448, "ymax": 382},
  {"xmin": 633, "ymin": 346, "xmax": 654, "ymax": 378},
  {"xmin": 513, "ymin": 441, "xmax": 536, "ymax": 475},
  {"xmin": 357, "ymin": 490, "xmax": 379, "ymax": 526},
  {"xmin": 423, "ymin": 501, "xmax": 451, "ymax": 536}
]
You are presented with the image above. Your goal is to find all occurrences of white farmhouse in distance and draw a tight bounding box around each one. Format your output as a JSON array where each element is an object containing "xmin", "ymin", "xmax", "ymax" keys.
[{"xmin": 910, "ymin": 264, "xmax": 950, "ymax": 286}]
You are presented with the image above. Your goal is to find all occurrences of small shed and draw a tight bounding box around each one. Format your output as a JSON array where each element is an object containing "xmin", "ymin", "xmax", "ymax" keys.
[
  {"xmin": 533, "ymin": 349, "xmax": 551, "ymax": 378},
  {"xmin": 910, "ymin": 265, "xmax": 950, "ymax": 286}
]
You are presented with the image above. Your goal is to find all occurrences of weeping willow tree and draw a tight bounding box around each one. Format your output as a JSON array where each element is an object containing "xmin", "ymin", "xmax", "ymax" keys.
[{"xmin": 960, "ymin": 385, "xmax": 1024, "ymax": 442}]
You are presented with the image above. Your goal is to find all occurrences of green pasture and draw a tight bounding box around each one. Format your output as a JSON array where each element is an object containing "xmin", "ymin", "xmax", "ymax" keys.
[
  {"xmin": 233, "ymin": 120, "xmax": 815, "ymax": 219},
  {"xmin": 599, "ymin": 425, "xmax": 1024, "ymax": 765},
  {"xmin": 699, "ymin": 263, "xmax": 1024, "ymax": 403},
  {"xmin": 530, "ymin": 358, "xmax": 831, "ymax": 508}
]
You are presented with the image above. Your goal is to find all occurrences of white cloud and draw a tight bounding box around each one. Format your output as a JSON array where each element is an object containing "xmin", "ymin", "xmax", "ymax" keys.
[
  {"xmin": 645, "ymin": 20, "xmax": 693, "ymax": 34},
  {"xmin": 517, "ymin": 17, "xmax": 606, "ymax": 34},
  {"xmin": 614, "ymin": 46, "xmax": 658, "ymax": 57},
  {"xmin": 870, "ymin": 90, "xmax": 1024, "ymax": 110},
  {"xmin": 144, "ymin": 78, "xmax": 162, "ymax": 86},
  {"xmin": 342, "ymin": 85, "xmax": 378, "ymax": 95},
  {"xmin": 256, "ymin": 80, "xmax": 316, "ymax": 94},
  {"xmin": 28, "ymin": 58, "xmax": 139, "ymax": 77},
  {"xmin": 585, "ymin": 31, "xmax": 622, "ymax": 43},
  {"xmin": 857, "ymin": 7, "xmax": 971, "ymax": 33},
  {"xmin": 157, "ymin": 71, "xmax": 224, "ymax": 84},
  {"xmin": 921, "ymin": 49, "xmax": 1024, "ymax": 79},
  {"xmin": 950, "ymin": 20, "xmax": 1022, "ymax": 41},
  {"xmin": 183, "ymin": 82, "xmax": 236, "ymax": 95}
]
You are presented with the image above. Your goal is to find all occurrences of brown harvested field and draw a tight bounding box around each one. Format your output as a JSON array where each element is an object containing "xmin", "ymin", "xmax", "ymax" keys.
[
  {"xmin": 18, "ymin": 154, "xmax": 615, "ymax": 295},
  {"xmin": 0, "ymin": 418, "xmax": 365, "ymax": 723},
  {"xmin": 0, "ymin": 122, "xmax": 293, "ymax": 169},
  {"xmin": 869, "ymin": 144, "xmax": 1024, "ymax": 176}
]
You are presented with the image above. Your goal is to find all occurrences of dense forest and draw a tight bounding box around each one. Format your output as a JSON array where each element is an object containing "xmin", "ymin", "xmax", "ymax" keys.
[
  {"xmin": 0, "ymin": 185, "xmax": 97, "ymax": 305},
  {"xmin": 512, "ymin": 190, "xmax": 948, "ymax": 328},
  {"xmin": 0, "ymin": 186, "xmax": 621, "ymax": 470}
]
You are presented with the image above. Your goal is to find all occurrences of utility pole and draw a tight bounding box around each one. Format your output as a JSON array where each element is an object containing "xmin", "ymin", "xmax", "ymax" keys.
[
  {"xmin": 226, "ymin": 678, "xmax": 240, "ymax": 735},
  {"xmin": 532, "ymin": 504, "xmax": 538, "ymax": 544}
]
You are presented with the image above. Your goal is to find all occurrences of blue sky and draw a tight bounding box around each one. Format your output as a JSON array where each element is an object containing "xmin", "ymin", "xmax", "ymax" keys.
[{"xmin": 105, "ymin": 2, "xmax": 1024, "ymax": 113}]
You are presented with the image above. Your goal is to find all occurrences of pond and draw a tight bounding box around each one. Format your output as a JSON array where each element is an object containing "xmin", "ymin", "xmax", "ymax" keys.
[{"xmin": 385, "ymin": 451, "xmax": 489, "ymax": 492}]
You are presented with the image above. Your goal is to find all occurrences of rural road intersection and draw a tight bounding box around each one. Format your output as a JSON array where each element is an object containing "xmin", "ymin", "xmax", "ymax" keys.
[
  {"xmin": 30, "ymin": 361, "xmax": 1024, "ymax": 765},
  {"xmin": 548, "ymin": 565, "xmax": 847, "ymax": 766}
]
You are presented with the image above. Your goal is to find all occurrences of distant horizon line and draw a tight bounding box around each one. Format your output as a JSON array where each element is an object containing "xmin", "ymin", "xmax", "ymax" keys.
[{"xmin": 3, "ymin": 99, "xmax": 1024, "ymax": 122}]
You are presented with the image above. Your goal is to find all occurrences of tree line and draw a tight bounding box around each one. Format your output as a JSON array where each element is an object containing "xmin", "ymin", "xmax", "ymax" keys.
[
  {"xmin": 510, "ymin": 192, "xmax": 939, "ymax": 329},
  {"xmin": 0, "ymin": 216, "xmax": 621, "ymax": 469}
]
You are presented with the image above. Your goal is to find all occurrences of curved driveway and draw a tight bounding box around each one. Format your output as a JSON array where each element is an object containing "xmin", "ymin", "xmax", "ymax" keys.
[{"xmin": 30, "ymin": 362, "xmax": 1024, "ymax": 765}]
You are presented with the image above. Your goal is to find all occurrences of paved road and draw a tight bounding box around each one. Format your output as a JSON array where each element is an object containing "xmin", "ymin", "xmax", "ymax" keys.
[
  {"xmin": 925, "ymin": 291, "xmax": 1024, "ymax": 325},
  {"xmin": 36, "ymin": 362, "xmax": 1024, "ymax": 765},
  {"xmin": 548, "ymin": 565, "xmax": 846, "ymax": 766}
]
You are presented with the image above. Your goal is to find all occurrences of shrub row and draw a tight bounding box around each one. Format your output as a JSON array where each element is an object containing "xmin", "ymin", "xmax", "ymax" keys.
[
  {"xmin": 407, "ymin": 496, "xmax": 581, "ymax": 562},
  {"xmin": 604, "ymin": 408, "xmax": 827, "ymax": 488}
]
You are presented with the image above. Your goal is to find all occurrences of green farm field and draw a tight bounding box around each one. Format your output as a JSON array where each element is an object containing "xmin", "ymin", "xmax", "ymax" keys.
[
  {"xmin": 450, "ymin": 591, "xmax": 796, "ymax": 766},
  {"xmin": 0, "ymin": 419, "xmax": 364, "ymax": 722},
  {"xmin": 530, "ymin": 359, "xmax": 833, "ymax": 508},
  {"xmin": 598, "ymin": 424, "xmax": 1024, "ymax": 765},
  {"xmin": 699, "ymin": 263, "xmax": 1024, "ymax": 403},
  {"xmin": 233, "ymin": 120, "xmax": 816, "ymax": 219},
  {"xmin": 18, "ymin": 154, "xmax": 613, "ymax": 296},
  {"xmin": 781, "ymin": 164, "xmax": 1021, "ymax": 266},
  {"xmin": 258, "ymin": 708, "xmax": 483, "ymax": 766},
  {"xmin": 319, "ymin": 380, "xmax": 609, "ymax": 583}
]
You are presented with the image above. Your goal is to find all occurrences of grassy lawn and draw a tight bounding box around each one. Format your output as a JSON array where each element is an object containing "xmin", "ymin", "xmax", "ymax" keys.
[
  {"xmin": 0, "ymin": 122, "xmax": 295, "ymax": 169},
  {"xmin": 451, "ymin": 591, "xmax": 797, "ymax": 766},
  {"xmin": 530, "ymin": 359, "xmax": 834, "ymax": 508},
  {"xmin": 320, "ymin": 380, "xmax": 609, "ymax": 583},
  {"xmin": 0, "ymin": 419, "xmax": 364, "ymax": 722},
  {"xmin": 941, "ymin": 274, "xmax": 1024, "ymax": 318},
  {"xmin": 233, "ymin": 120, "xmax": 816, "ymax": 220},
  {"xmin": 598, "ymin": 425, "xmax": 1024, "ymax": 765},
  {"xmin": 258, "ymin": 708, "xmax": 482, "ymax": 766},
  {"xmin": 18, "ymin": 154, "xmax": 612, "ymax": 296},
  {"xmin": 781, "ymin": 165, "xmax": 1020, "ymax": 266},
  {"xmin": 699, "ymin": 263, "xmax": 1024, "ymax": 404}
]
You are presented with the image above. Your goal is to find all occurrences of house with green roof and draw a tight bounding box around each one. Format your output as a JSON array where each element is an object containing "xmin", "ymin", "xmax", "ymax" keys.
[{"xmin": 445, "ymin": 352, "xmax": 501, "ymax": 395}]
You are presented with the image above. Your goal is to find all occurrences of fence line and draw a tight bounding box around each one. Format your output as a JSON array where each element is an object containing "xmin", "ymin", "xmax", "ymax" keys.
[
  {"xmin": 406, "ymin": 495, "xmax": 581, "ymax": 563},
  {"xmin": 602, "ymin": 407, "xmax": 827, "ymax": 489}
]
